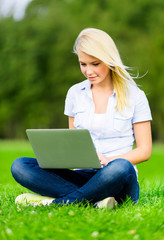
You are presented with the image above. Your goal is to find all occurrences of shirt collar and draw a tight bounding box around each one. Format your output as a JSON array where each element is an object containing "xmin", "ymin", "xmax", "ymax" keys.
[
  {"xmin": 80, "ymin": 79, "xmax": 91, "ymax": 91},
  {"xmin": 80, "ymin": 80, "xmax": 92, "ymax": 98}
]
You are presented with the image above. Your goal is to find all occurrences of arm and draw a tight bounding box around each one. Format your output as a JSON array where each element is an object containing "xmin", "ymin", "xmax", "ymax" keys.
[
  {"xmin": 98, "ymin": 121, "xmax": 152, "ymax": 166},
  {"xmin": 69, "ymin": 116, "xmax": 76, "ymax": 129}
]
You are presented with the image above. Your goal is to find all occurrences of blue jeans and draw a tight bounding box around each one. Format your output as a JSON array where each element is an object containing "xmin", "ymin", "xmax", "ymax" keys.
[{"xmin": 11, "ymin": 157, "xmax": 139, "ymax": 205}]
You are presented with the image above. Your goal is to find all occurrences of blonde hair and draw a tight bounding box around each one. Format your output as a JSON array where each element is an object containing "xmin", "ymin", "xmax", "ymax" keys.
[{"xmin": 73, "ymin": 28, "xmax": 137, "ymax": 113}]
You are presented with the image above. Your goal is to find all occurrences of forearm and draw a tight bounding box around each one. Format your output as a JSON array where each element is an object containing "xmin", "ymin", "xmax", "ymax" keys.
[{"xmin": 108, "ymin": 144, "xmax": 152, "ymax": 165}]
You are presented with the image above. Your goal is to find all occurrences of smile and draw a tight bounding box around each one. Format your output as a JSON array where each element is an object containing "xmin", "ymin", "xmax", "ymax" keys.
[{"xmin": 88, "ymin": 76, "xmax": 97, "ymax": 80}]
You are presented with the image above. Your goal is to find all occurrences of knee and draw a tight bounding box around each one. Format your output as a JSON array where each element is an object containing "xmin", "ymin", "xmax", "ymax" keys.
[
  {"xmin": 11, "ymin": 157, "xmax": 34, "ymax": 180},
  {"xmin": 11, "ymin": 157, "xmax": 25, "ymax": 178},
  {"xmin": 106, "ymin": 158, "xmax": 135, "ymax": 177}
]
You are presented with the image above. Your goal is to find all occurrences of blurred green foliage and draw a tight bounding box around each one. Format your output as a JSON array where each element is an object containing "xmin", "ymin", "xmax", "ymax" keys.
[{"xmin": 0, "ymin": 0, "xmax": 164, "ymax": 139}]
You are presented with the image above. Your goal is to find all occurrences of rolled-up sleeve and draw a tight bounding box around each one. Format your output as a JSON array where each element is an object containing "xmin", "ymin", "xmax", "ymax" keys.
[
  {"xmin": 64, "ymin": 87, "xmax": 75, "ymax": 117},
  {"xmin": 132, "ymin": 90, "xmax": 152, "ymax": 124}
]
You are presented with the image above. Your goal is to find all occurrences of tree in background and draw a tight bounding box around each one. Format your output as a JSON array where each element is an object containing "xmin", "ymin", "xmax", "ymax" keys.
[{"xmin": 0, "ymin": 0, "xmax": 164, "ymax": 140}]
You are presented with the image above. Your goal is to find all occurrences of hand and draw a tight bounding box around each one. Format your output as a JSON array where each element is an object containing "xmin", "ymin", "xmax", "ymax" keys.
[{"xmin": 97, "ymin": 152, "xmax": 112, "ymax": 167}]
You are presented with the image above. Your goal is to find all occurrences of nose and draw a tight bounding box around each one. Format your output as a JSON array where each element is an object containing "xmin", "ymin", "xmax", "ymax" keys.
[{"xmin": 86, "ymin": 66, "xmax": 93, "ymax": 76}]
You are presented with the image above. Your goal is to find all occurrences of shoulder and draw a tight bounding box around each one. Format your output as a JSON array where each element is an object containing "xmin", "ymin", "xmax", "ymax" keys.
[
  {"xmin": 64, "ymin": 80, "xmax": 90, "ymax": 116},
  {"xmin": 128, "ymin": 82, "xmax": 148, "ymax": 103},
  {"xmin": 127, "ymin": 83, "xmax": 152, "ymax": 122},
  {"xmin": 128, "ymin": 82, "xmax": 142, "ymax": 96}
]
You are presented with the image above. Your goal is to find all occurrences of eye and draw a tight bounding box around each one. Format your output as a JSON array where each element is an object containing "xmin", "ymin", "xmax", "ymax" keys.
[
  {"xmin": 80, "ymin": 63, "xmax": 86, "ymax": 66},
  {"xmin": 93, "ymin": 62, "xmax": 100, "ymax": 66}
]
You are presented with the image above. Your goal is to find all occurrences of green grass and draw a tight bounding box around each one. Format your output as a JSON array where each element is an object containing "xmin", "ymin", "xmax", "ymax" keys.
[{"xmin": 0, "ymin": 140, "xmax": 164, "ymax": 240}]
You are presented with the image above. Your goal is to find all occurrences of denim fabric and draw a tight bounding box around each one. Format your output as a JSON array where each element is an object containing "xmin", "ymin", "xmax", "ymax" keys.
[{"xmin": 11, "ymin": 157, "xmax": 139, "ymax": 205}]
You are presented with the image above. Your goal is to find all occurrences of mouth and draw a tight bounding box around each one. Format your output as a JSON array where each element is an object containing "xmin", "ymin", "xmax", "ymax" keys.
[{"xmin": 88, "ymin": 76, "xmax": 97, "ymax": 81}]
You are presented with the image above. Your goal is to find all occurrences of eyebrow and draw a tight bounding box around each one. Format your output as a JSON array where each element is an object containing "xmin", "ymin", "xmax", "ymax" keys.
[{"xmin": 79, "ymin": 60, "xmax": 100, "ymax": 64}]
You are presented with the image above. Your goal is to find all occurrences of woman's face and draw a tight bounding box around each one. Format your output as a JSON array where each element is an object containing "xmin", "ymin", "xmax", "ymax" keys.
[{"xmin": 78, "ymin": 51, "xmax": 111, "ymax": 86}]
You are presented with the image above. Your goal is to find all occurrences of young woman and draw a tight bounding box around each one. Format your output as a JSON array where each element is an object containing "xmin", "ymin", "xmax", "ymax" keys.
[{"xmin": 11, "ymin": 28, "xmax": 152, "ymax": 207}]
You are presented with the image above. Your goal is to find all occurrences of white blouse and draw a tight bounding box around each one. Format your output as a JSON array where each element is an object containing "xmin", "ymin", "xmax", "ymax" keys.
[{"xmin": 64, "ymin": 79, "xmax": 152, "ymax": 175}]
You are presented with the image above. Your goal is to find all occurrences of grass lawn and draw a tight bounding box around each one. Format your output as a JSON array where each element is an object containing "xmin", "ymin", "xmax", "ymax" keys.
[{"xmin": 0, "ymin": 140, "xmax": 164, "ymax": 240}]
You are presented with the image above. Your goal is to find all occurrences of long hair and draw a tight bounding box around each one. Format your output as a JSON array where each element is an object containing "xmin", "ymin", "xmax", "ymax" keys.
[{"xmin": 73, "ymin": 28, "xmax": 136, "ymax": 112}]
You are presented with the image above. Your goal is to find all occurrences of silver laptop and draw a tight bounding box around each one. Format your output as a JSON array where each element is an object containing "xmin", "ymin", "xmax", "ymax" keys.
[{"xmin": 26, "ymin": 129, "xmax": 101, "ymax": 169}]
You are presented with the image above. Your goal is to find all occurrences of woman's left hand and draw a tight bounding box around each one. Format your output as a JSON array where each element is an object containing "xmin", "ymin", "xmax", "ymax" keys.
[{"xmin": 97, "ymin": 152, "xmax": 114, "ymax": 167}]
